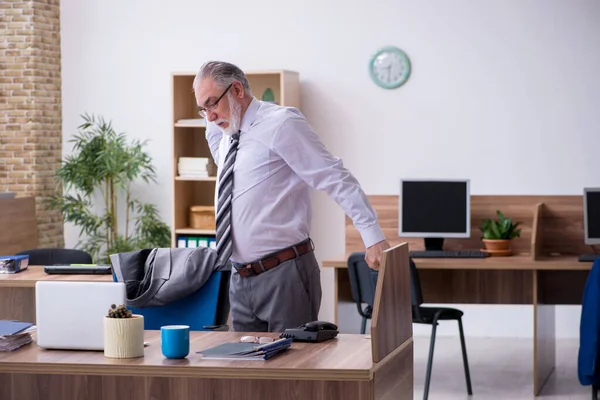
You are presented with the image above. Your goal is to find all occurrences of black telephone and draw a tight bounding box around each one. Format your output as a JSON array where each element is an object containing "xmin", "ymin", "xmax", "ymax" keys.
[{"xmin": 280, "ymin": 320, "xmax": 339, "ymax": 342}]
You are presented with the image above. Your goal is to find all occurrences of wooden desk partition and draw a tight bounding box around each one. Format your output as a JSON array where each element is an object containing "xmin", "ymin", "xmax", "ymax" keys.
[
  {"xmin": 345, "ymin": 195, "xmax": 587, "ymax": 259},
  {"xmin": 327, "ymin": 194, "xmax": 590, "ymax": 397},
  {"xmin": 370, "ymin": 243, "xmax": 414, "ymax": 400},
  {"xmin": 0, "ymin": 196, "xmax": 38, "ymax": 255}
]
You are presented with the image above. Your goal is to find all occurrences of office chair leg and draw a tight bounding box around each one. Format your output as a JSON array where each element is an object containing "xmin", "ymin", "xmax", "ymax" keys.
[
  {"xmin": 361, "ymin": 317, "xmax": 367, "ymax": 335},
  {"xmin": 458, "ymin": 317, "xmax": 473, "ymax": 395},
  {"xmin": 423, "ymin": 323, "xmax": 438, "ymax": 400}
]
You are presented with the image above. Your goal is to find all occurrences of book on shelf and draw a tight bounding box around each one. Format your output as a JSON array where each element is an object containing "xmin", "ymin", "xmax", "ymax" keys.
[
  {"xmin": 176, "ymin": 118, "xmax": 206, "ymax": 126},
  {"xmin": 196, "ymin": 337, "xmax": 293, "ymax": 361},
  {"xmin": 177, "ymin": 236, "xmax": 216, "ymax": 249},
  {"xmin": 0, "ymin": 321, "xmax": 35, "ymax": 352}
]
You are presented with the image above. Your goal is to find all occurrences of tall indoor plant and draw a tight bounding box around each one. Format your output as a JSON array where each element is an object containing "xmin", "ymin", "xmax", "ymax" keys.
[{"xmin": 49, "ymin": 113, "xmax": 171, "ymax": 263}]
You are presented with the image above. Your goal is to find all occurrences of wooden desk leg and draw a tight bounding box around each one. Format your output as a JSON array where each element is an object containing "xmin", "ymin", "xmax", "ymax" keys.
[
  {"xmin": 334, "ymin": 267, "xmax": 339, "ymax": 326},
  {"xmin": 533, "ymin": 270, "xmax": 556, "ymax": 396},
  {"xmin": 0, "ymin": 288, "xmax": 36, "ymax": 323}
]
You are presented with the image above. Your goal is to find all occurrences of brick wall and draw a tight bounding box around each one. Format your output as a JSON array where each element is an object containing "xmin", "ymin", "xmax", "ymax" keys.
[{"xmin": 0, "ymin": 0, "xmax": 64, "ymax": 248}]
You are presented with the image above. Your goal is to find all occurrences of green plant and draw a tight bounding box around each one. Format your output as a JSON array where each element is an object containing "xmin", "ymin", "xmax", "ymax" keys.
[
  {"xmin": 48, "ymin": 113, "xmax": 171, "ymax": 263},
  {"xmin": 107, "ymin": 304, "xmax": 133, "ymax": 318},
  {"xmin": 481, "ymin": 210, "xmax": 522, "ymax": 240}
]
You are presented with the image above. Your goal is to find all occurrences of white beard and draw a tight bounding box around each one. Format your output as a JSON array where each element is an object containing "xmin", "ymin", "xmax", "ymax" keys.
[{"xmin": 216, "ymin": 95, "xmax": 242, "ymax": 136}]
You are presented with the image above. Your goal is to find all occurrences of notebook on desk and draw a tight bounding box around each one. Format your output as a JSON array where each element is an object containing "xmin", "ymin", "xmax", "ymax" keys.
[{"xmin": 197, "ymin": 337, "xmax": 293, "ymax": 360}]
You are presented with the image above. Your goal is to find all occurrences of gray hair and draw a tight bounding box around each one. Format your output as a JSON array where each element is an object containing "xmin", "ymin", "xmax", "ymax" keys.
[{"xmin": 193, "ymin": 61, "xmax": 252, "ymax": 97}]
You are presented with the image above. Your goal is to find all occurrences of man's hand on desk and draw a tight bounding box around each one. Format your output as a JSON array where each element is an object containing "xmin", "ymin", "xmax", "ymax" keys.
[{"xmin": 365, "ymin": 240, "xmax": 391, "ymax": 270}]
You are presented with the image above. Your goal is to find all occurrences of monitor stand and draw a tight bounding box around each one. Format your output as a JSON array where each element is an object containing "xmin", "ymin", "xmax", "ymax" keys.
[{"xmin": 424, "ymin": 238, "xmax": 444, "ymax": 251}]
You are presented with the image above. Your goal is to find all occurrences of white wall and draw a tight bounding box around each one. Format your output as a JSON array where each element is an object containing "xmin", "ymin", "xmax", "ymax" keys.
[{"xmin": 60, "ymin": 0, "xmax": 600, "ymax": 338}]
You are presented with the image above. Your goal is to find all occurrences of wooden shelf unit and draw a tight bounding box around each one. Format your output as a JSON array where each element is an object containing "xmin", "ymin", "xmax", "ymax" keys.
[{"xmin": 171, "ymin": 70, "xmax": 300, "ymax": 247}]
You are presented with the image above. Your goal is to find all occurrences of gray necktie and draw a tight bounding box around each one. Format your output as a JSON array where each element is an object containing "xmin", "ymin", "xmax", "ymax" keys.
[{"xmin": 215, "ymin": 131, "xmax": 240, "ymax": 268}]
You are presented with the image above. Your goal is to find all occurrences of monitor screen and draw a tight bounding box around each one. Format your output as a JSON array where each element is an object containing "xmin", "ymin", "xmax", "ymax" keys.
[
  {"xmin": 399, "ymin": 179, "xmax": 470, "ymax": 238},
  {"xmin": 584, "ymin": 188, "xmax": 600, "ymax": 245}
]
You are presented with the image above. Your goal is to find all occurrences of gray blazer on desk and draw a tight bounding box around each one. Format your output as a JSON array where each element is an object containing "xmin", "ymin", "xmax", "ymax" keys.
[{"xmin": 110, "ymin": 246, "xmax": 225, "ymax": 308}]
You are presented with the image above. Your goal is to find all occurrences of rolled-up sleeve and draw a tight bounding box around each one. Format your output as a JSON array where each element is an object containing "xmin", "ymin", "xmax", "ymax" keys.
[{"xmin": 271, "ymin": 115, "xmax": 385, "ymax": 248}]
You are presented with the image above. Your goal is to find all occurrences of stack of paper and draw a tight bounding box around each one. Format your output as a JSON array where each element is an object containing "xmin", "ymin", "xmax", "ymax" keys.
[
  {"xmin": 0, "ymin": 321, "xmax": 35, "ymax": 352},
  {"xmin": 178, "ymin": 157, "xmax": 209, "ymax": 178},
  {"xmin": 197, "ymin": 337, "xmax": 293, "ymax": 360}
]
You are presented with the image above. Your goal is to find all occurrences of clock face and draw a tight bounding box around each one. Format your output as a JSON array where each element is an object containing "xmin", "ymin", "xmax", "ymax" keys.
[{"xmin": 369, "ymin": 46, "xmax": 411, "ymax": 89}]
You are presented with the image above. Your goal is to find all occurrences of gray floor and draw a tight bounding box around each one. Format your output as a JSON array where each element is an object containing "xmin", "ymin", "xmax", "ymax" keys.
[{"xmin": 413, "ymin": 335, "xmax": 590, "ymax": 400}]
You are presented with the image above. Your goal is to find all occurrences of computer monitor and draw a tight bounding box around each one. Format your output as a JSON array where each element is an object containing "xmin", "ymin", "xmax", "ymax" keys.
[
  {"xmin": 584, "ymin": 187, "xmax": 600, "ymax": 245},
  {"xmin": 399, "ymin": 179, "xmax": 470, "ymax": 251}
]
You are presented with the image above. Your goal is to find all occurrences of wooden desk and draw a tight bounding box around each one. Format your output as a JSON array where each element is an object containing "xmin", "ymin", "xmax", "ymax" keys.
[
  {"xmin": 0, "ymin": 266, "xmax": 111, "ymax": 323},
  {"xmin": 328, "ymin": 194, "xmax": 594, "ymax": 397},
  {"xmin": 0, "ymin": 331, "xmax": 412, "ymax": 400},
  {"xmin": 0, "ymin": 244, "xmax": 415, "ymax": 400}
]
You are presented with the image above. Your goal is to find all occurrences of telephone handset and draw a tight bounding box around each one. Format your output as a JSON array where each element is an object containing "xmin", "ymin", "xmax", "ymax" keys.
[
  {"xmin": 303, "ymin": 321, "xmax": 338, "ymax": 332},
  {"xmin": 280, "ymin": 320, "xmax": 339, "ymax": 342}
]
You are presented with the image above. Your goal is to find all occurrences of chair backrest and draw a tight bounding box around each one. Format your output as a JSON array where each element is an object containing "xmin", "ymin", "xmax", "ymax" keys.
[
  {"xmin": 347, "ymin": 252, "xmax": 379, "ymax": 308},
  {"xmin": 112, "ymin": 269, "xmax": 230, "ymax": 331},
  {"xmin": 16, "ymin": 248, "xmax": 93, "ymax": 265},
  {"xmin": 408, "ymin": 257, "xmax": 423, "ymax": 307}
]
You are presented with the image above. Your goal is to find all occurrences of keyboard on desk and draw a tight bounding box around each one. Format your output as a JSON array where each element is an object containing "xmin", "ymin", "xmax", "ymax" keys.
[
  {"xmin": 409, "ymin": 250, "xmax": 489, "ymax": 258},
  {"xmin": 578, "ymin": 254, "xmax": 600, "ymax": 262}
]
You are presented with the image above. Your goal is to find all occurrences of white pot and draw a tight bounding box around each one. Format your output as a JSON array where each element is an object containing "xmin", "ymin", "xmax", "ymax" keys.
[{"xmin": 103, "ymin": 315, "xmax": 145, "ymax": 358}]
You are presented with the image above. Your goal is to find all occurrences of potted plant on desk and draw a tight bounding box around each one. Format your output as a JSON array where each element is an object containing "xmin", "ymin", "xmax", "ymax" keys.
[
  {"xmin": 480, "ymin": 210, "xmax": 522, "ymax": 256},
  {"xmin": 104, "ymin": 304, "xmax": 144, "ymax": 358}
]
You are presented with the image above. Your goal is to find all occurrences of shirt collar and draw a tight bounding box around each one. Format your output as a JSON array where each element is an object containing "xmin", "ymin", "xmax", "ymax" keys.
[{"xmin": 239, "ymin": 97, "xmax": 260, "ymax": 134}]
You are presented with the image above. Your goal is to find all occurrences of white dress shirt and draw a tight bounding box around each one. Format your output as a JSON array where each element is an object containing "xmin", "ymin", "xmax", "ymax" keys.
[{"xmin": 206, "ymin": 98, "xmax": 385, "ymax": 263}]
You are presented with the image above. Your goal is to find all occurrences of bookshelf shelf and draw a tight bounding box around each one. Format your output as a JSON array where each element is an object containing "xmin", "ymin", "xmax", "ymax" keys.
[
  {"xmin": 175, "ymin": 228, "xmax": 216, "ymax": 235},
  {"xmin": 171, "ymin": 69, "xmax": 300, "ymax": 247},
  {"xmin": 175, "ymin": 176, "xmax": 217, "ymax": 182}
]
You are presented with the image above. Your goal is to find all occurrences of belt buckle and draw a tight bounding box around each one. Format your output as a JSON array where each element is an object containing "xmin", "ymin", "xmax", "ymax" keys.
[{"xmin": 238, "ymin": 264, "xmax": 255, "ymax": 276}]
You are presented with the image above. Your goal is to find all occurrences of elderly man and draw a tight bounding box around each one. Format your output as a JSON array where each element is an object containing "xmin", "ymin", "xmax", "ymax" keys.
[{"xmin": 193, "ymin": 61, "xmax": 389, "ymax": 332}]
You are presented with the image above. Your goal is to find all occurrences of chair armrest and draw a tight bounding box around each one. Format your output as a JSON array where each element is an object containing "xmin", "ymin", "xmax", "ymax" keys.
[{"xmin": 203, "ymin": 324, "xmax": 229, "ymax": 331}]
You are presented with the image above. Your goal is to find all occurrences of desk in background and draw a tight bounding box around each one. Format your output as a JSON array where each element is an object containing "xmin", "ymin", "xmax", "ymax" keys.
[
  {"xmin": 0, "ymin": 266, "xmax": 111, "ymax": 323},
  {"xmin": 324, "ymin": 195, "xmax": 592, "ymax": 397}
]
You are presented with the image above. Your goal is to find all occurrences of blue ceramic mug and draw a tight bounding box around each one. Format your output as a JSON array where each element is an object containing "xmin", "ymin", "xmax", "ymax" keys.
[{"xmin": 161, "ymin": 325, "xmax": 190, "ymax": 359}]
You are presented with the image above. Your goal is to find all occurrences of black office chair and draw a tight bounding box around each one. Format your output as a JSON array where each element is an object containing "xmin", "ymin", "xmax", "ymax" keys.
[
  {"xmin": 347, "ymin": 252, "xmax": 379, "ymax": 334},
  {"xmin": 15, "ymin": 248, "xmax": 93, "ymax": 265},
  {"xmin": 409, "ymin": 257, "xmax": 473, "ymax": 399},
  {"xmin": 346, "ymin": 252, "xmax": 473, "ymax": 400}
]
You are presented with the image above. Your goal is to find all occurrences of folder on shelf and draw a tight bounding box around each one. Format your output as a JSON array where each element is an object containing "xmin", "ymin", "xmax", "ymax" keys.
[{"xmin": 0, "ymin": 320, "xmax": 34, "ymax": 336}]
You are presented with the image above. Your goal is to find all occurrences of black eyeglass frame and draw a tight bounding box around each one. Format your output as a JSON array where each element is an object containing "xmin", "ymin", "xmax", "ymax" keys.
[{"xmin": 197, "ymin": 83, "xmax": 233, "ymax": 118}]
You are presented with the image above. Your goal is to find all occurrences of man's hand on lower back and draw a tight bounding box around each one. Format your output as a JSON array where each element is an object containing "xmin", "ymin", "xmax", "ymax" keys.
[{"xmin": 365, "ymin": 239, "xmax": 391, "ymax": 270}]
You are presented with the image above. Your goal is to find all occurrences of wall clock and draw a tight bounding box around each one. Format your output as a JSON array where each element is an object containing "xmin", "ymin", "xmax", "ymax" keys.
[{"xmin": 368, "ymin": 46, "xmax": 411, "ymax": 89}]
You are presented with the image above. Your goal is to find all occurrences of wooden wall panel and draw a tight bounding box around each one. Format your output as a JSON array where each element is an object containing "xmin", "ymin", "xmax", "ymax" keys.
[
  {"xmin": 0, "ymin": 196, "xmax": 38, "ymax": 255},
  {"xmin": 345, "ymin": 195, "xmax": 586, "ymax": 258},
  {"xmin": 417, "ymin": 269, "xmax": 533, "ymax": 304}
]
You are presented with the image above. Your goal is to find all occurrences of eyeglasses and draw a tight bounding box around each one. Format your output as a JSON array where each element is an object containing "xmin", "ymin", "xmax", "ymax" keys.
[
  {"xmin": 239, "ymin": 335, "xmax": 275, "ymax": 344},
  {"xmin": 197, "ymin": 83, "xmax": 233, "ymax": 118}
]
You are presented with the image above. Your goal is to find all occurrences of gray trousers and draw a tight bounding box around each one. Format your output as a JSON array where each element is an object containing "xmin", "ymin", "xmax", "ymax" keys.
[{"xmin": 229, "ymin": 250, "xmax": 322, "ymax": 332}]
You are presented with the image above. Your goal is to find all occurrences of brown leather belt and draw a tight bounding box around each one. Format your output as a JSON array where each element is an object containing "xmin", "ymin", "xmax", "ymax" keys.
[{"xmin": 234, "ymin": 239, "xmax": 314, "ymax": 277}]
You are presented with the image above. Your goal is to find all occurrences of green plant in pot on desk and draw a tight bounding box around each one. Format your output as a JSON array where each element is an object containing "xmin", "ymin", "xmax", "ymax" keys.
[{"xmin": 480, "ymin": 210, "xmax": 522, "ymax": 256}]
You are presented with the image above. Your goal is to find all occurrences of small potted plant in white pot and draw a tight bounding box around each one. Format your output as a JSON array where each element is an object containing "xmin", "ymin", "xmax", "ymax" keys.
[
  {"xmin": 481, "ymin": 210, "xmax": 522, "ymax": 256},
  {"xmin": 104, "ymin": 304, "xmax": 144, "ymax": 358}
]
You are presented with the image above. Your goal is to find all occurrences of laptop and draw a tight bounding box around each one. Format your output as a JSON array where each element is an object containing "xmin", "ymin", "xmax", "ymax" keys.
[{"xmin": 35, "ymin": 281, "xmax": 126, "ymax": 351}]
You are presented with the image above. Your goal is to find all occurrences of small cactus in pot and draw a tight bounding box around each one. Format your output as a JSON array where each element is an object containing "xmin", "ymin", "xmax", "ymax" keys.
[
  {"xmin": 107, "ymin": 304, "xmax": 133, "ymax": 319},
  {"xmin": 104, "ymin": 303, "xmax": 144, "ymax": 358}
]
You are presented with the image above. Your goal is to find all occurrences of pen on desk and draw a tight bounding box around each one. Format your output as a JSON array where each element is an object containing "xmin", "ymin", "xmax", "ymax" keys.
[{"xmin": 253, "ymin": 337, "xmax": 290, "ymax": 351}]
